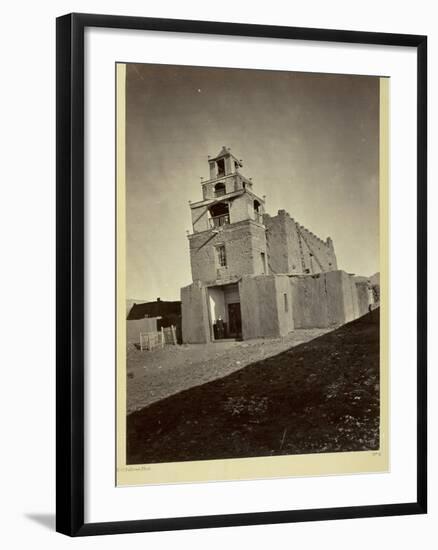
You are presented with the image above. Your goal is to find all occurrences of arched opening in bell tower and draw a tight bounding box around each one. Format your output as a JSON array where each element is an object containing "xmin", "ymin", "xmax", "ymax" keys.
[
  {"xmin": 216, "ymin": 158, "xmax": 225, "ymax": 177},
  {"xmin": 214, "ymin": 182, "xmax": 226, "ymax": 197},
  {"xmin": 253, "ymin": 199, "xmax": 262, "ymax": 223},
  {"xmin": 209, "ymin": 202, "xmax": 230, "ymax": 228}
]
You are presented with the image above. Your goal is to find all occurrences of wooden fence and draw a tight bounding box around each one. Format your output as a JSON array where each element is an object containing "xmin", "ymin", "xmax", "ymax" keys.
[{"xmin": 139, "ymin": 325, "xmax": 177, "ymax": 351}]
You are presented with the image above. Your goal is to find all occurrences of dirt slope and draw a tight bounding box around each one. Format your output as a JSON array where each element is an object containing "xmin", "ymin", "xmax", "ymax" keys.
[{"xmin": 127, "ymin": 309, "xmax": 380, "ymax": 465}]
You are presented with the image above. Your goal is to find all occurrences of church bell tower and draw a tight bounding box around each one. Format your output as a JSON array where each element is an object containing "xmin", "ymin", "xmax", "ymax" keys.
[{"xmin": 187, "ymin": 146, "xmax": 268, "ymax": 284}]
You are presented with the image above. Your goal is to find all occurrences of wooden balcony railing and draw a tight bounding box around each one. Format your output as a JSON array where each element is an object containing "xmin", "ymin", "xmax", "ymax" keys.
[{"xmin": 209, "ymin": 214, "xmax": 230, "ymax": 228}]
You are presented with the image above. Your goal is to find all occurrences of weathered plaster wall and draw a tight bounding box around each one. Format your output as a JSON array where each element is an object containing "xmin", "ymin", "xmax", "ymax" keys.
[
  {"xmin": 290, "ymin": 273, "xmax": 330, "ymax": 328},
  {"xmin": 263, "ymin": 212, "xmax": 290, "ymax": 274},
  {"xmin": 188, "ymin": 230, "xmax": 219, "ymax": 282},
  {"xmin": 290, "ymin": 270, "xmax": 362, "ymax": 329},
  {"xmin": 202, "ymin": 181, "xmax": 213, "ymax": 200},
  {"xmin": 189, "ymin": 220, "xmax": 267, "ymax": 283},
  {"xmin": 181, "ymin": 281, "xmax": 210, "ymax": 343},
  {"xmin": 191, "ymin": 204, "xmax": 210, "ymax": 232},
  {"xmin": 240, "ymin": 275, "xmax": 293, "ymax": 339},
  {"xmin": 341, "ymin": 272, "xmax": 360, "ymax": 323},
  {"xmin": 297, "ymin": 224, "xmax": 337, "ymax": 272},
  {"xmin": 325, "ymin": 270, "xmax": 348, "ymax": 325},
  {"xmin": 240, "ymin": 275, "xmax": 278, "ymax": 339},
  {"xmin": 201, "ymin": 174, "xmax": 241, "ymax": 201},
  {"xmin": 229, "ymin": 193, "xmax": 249, "ymax": 224},
  {"xmin": 229, "ymin": 193, "xmax": 265, "ymax": 224},
  {"xmin": 225, "ymin": 155, "xmax": 233, "ymax": 175},
  {"xmin": 274, "ymin": 275, "xmax": 294, "ymax": 336},
  {"xmin": 182, "ymin": 271, "xmax": 368, "ymax": 343},
  {"xmin": 126, "ymin": 317, "xmax": 159, "ymax": 344},
  {"xmin": 264, "ymin": 210, "xmax": 337, "ymax": 276},
  {"xmin": 355, "ymin": 281, "xmax": 371, "ymax": 317}
]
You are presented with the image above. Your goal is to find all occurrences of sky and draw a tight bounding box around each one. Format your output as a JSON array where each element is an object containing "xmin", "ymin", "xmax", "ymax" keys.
[{"xmin": 125, "ymin": 63, "xmax": 380, "ymax": 302}]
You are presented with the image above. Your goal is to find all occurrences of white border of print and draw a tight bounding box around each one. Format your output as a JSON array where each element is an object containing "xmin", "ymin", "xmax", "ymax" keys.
[{"xmin": 84, "ymin": 27, "xmax": 417, "ymax": 523}]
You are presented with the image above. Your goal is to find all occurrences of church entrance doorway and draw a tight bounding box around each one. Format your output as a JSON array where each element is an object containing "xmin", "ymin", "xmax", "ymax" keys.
[
  {"xmin": 207, "ymin": 282, "xmax": 241, "ymax": 340},
  {"xmin": 227, "ymin": 302, "xmax": 242, "ymax": 339}
]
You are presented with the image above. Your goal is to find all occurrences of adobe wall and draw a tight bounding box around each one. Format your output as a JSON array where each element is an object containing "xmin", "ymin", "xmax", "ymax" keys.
[
  {"xmin": 297, "ymin": 224, "xmax": 337, "ymax": 272},
  {"xmin": 325, "ymin": 270, "xmax": 348, "ymax": 325},
  {"xmin": 230, "ymin": 193, "xmax": 264, "ymax": 224},
  {"xmin": 240, "ymin": 275, "xmax": 278, "ymax": 339},
  {"xmin": 240, "ymin": 274, "xmax": 293, "ymax": 339},
  {"xmin": 341, "ymin": 273, "xmax": 360, "ymax": 323},
  {"xmin": 274, "ymin": 275, "xmax": 295, "ymax": 336},
  {"xmin": 263, "ymin": 212, "xmax": 293, "ymax": 273},
  {"xmin": 202, "ymin": 173, "xmax": 251, "ymax": 201},
  {"xmin": 126, "ymin": 318, "xmax": 159, "ymax": 344},
  {"xmin": 181, "ymin": 281, "xmax": 210, "ymax": 343},
  {"xmin": 290, "ymin": 270, "xmax": 361, "ymax": 329},
  {"xmin": 202, "ymin": 174, "xmax": 238, "ymax": 199},
  {"xmin": 264, "ymin": 210, "xmax": 337, "ymax": 275},
  {"xmin": 229, "ymin": 193, "xmax": 253, "ymax": 224},
  {"xmin": 189, "ymin": 220, "xmax": 267, "ymax": 283},
  {"xmin": 355, "ymin": 281, "xmax": 371, "ymax": 317},
  {"xmin": 290, "ymin": 273, "xmax": 330, "ymax": 328},
  {"xmin": 191, "ymin": 204, "xmax": 210, "ymax": 233}
]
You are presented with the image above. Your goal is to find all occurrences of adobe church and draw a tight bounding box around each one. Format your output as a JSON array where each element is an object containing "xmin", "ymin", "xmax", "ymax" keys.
[{"xmin": 181, "ymin": 146, "xmax": 375, "ymax": 343}]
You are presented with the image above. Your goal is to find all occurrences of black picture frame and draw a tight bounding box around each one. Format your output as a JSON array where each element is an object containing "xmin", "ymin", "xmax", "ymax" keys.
[{"xmin": 56, "ymin": 12, "xmax": 427, "ymax": 537}]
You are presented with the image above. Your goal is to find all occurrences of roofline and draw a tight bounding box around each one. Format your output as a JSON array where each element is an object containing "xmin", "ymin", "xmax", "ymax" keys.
[
  {"xmin": 187, "ymin": 217, "xmax": 266, "ymax": 237},
  {"xmin": 190, "ymin": 189, "xmax": 245, "ymax": 208},
  {"xmin": 190, "ymin": 188, "xmax": 265, "ymax": 209},
  {"xmin": 209, "ymin": 150, "xmax": 243, "ymax": 165},
  {"xmin": 201, "ymin": 173, "xmax": 253, "ymax": 186}
]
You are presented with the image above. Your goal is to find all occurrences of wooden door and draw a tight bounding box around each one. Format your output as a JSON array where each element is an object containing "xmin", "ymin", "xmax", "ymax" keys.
[{"xmin": 227, "ymin": 302, "xmax": 242, "ymax": 338}]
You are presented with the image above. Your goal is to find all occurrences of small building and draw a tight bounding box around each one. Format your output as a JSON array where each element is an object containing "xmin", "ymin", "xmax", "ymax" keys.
[
  {"xmin": 127, "ymin": 298, "xmax": 182, "ymax": 343},
  {"xmin": 126, "ymin": 316, "xmax": 161, "ymax": 346},
  {"xmin": 127, "ymin": 298, "xmax": 181, "ymax": 320},
  {"xmin": 181, "ymin": 147, "xmax": 376, "ymax": 343}
]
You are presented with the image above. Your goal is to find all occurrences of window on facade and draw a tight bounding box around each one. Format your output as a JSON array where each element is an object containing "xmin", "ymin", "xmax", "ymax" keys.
[
  {"xmin": 261, "ymin": 252, "xmax": 266, "ymax": 274},
  {"xmin": 216, "ymin": 245, "xmax": 227, "ymax": 267},
  {"xmin": 254, "ymin": 199, "xmax": 262, "ymax": 222},
  {"xmin": 284, "ymin": 293, "xmax": 288, "ymax": 312},
  {"xmin": 216, "ymin": 158, "xmax": 225, "ymax": 176}
]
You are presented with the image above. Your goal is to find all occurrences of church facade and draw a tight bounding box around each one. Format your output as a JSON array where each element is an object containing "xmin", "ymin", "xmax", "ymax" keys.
[{"xmin": 181, "ymin": 147, "xmax": 374, "ymax": 343}]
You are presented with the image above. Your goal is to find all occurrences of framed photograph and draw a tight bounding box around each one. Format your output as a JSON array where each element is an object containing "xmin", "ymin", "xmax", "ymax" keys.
[{"xmin": 56, "ymin": 13, "xmax": 427, "ymax": 536}]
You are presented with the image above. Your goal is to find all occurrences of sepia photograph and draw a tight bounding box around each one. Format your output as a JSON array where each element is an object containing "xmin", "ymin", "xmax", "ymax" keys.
[
  {"xmin": 117, "ymin": 62, "xmax": 388, "ymax": 485},
  {"xmin": 51, "ymin": 8, "xmax": 427, "ymax": 538}
]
